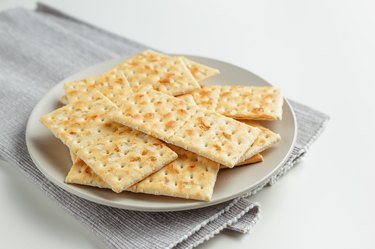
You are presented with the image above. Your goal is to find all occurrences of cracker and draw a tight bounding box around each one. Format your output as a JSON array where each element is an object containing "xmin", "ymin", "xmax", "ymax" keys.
[
  {"xmin": 128, "ymin": 145, "xmax": 219, "ymax": 201},
  {"xmin": 190, "ymin": 85, "xmax": 221, "ymax": 111},
  {"xmin": 180, "ymin": 57, "xmax": 220, "ymax": 82},
  {"xmin": 115, "ymin": 50, "xmax": 200, "ymax": 96},
  {"xmin": 191, "ymin": 85, "xmax": 283, "ymax": 120},
  {"xmin": 41, "ymin": 92, "xmax": 177, "ymax": 193},
  {"xmin": 217, "ymin": 85, "xmax": 283, "ymax": 120},
  {"xmin": 128, "ymin": 51, "xmax": 220, "ymax": 82},
  {"xmin": 109, "ymin": 88, "xmax": 261, "ymax": 167},
  {"xmin": 171, "ymin": 110, "xmax": 261, "ymax": 167},
  {"xmin": 111, "ymin": 89, "xmax": 198, "ymax": 141},
  {"xmin": 64, "ymin": 76, "xmax": 99, "ymax": 104},
  {"xmin": 115, "ymin": 50, "xmax": 219, "ymax": 83},
  {"xmin": 66, "ymin": 157, "xmax": 109, "ymax": 188},
  {"xmin": 66, "ymin": 146, "xmax": 219, "ymax": 201},
  {"xmin": 64, "ymin": 70, "xmax": 131, "ymax": 104},
  {"xmin": 238, "ymin": 120, "xmax": 281, "ymax": 162}
]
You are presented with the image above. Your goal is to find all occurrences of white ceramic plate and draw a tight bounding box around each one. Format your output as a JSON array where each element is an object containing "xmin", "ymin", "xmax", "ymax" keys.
[{"xmin": 26, "ymin": 55, "xmax": 297, "ymax": 212}]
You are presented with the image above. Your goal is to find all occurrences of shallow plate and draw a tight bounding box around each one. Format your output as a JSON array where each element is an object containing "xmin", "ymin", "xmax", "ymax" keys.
[{"xmin": 26, "ymin": 55, "xmax": 297, "ymax": 212}]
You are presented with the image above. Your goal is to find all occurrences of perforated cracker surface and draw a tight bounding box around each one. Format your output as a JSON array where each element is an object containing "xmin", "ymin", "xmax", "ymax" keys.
[
  {"xmin": 129, "ymin": 145, "xmax": 219, "ymax": 201},
  {"xmin": 66, "ymin": 158, "xmax": 109, "ymax": 188},
  {"xmin": 170, "ymin": 110, "xmax": 261, "ymax": 167},
  {"xmin": 115, "ymin": 50, "xmax": 200, "ymax": 96},
  {"xmin": 191, "ymin": 85, "xmax": 283, "ymax": 120},
  {"xmin": 41, "ymin": 93, "xmax": 177, "ymax": 193},
  {"xmin": 66, "ymin": 146, "xmax": 219, "ymax": 201},
  {"xmin": 180, "ymin": 57, "xmax": 220, "ymax": 82},
  {"xmin": 111, "ymin": 89, "xmax": 198, "ymax": 140},
  {"xmin": 64, "ymin": 70, "xmax": 131, "ymax": 104},
  {"xmin": 190, "ymin": 85, "xmax": 221, "ymax": 111},
  {"xmin": 217, "ymin": 85, "xmax": 283, "ymax": 120}
]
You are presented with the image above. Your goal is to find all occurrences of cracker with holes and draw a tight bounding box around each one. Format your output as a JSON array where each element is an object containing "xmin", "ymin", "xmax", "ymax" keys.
[
  {"xmin": 111, "ymin": 89, "xmax": 198, "ymax": 140},
  {"xmin": 114, "ymin": 50, "xmax": 200, "ymax": 96},
  {"xmin": 110, "ymin": 88, "xmax": 261, "ymax": 168},
  {"xmin": 190, "ymin": 85, "xmax": 221, "ymax": 111},
  {"xmin": 40, "ymin": 92, "xmax": 178, "ymax": 193},
  {"xmin": 115, "ymin": 50, "xmax": 219, "ymax": 84},
  {"xmin": 141, "ymin": 51, "xmax": 220, "ymax": 82},
  {"xmin": 61, "ymin": 50, "xmax": 220, "ymax": 104},
  {"xmin": 67, "ymin": 145, "xmax": 220, "ymax": 201},
  {"xmin": 124, "ymin": 50, "xmax": 220, "ymax": 83},
  {"xmin": 171, "ymin": 110, "xmax": 260, "ymax": 167},
  {"xmin": 181, "ymin": 87, "xmax": 280, "ymax": 166},
  {"xmin": 119, "ymin": 50, "xmax": 219, "ymax": 83},
  {"xmin": 66, "ymin": 157, "xmax": 109, "ymax": 188},
  {"xmin": 64, "ymin": 70, "xmax": 131, "ymax": 104},
  {"xmin": 191, "ymin": 85, "xmax": 284, "ymax": 120},
  {"xmin": 129, "ymin": 145, "xmax": 219, "ymax": 201}
]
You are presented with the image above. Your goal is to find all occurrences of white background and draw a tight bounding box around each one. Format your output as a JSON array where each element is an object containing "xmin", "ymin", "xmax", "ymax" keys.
[{"xmin": 0, "ymin": 0, "xmax": 374, "ymax": 248}]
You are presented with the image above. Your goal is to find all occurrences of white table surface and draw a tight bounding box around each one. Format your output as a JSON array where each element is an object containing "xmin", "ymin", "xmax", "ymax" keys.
[{"xmin": 1, "ymin": 0, "xmax": 374, "ymax": 248}]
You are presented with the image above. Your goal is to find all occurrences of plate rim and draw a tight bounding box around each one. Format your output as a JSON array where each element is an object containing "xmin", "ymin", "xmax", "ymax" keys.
[{"xmin": 25, "ymin": 55, "xmax": 297, "ymax": 212}]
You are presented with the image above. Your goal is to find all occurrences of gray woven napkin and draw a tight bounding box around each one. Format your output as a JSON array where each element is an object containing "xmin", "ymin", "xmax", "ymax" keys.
[{"xmin": 0, "ymin": 3, "xmax": 329, "ymax": 249}]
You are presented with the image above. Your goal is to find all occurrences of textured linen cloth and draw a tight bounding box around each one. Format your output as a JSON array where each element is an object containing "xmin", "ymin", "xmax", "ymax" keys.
[{"xmin": 0, "ymin": 3, "xmax": 329, "ymax": 249}]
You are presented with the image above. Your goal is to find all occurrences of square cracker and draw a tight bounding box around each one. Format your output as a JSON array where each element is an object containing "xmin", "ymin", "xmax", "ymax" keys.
[
  {"xmin": 41, "ymin": 92, "xmax": 177, "ymax": 193},
  {"xmin": 111, "ymin": 89, "xmax": 198, "ymax": 141},
  {"xmin": 177, "ymin": 93, "xmax": 265, "ymax": 168},
  {"xmin": 178, "ymin": 94, "xmax": 264, "ymax": 168},
  {"xmin": 191, "ymin": 85, "xmax": 283, "ymax": 120},
  {"xmin": 129, "ymin": 145, "xmax": 219, "ymax": 201},
  {"xmin": 216, "ymin": 85, "xmax": 283, "ymax": 120},
  {"xmin": 178, "ymin": 93, "xmax": 264, "ymax": 168},
  {"xmin": 238, "ymin": 120, "xmax": 281, "ymax": 162},
  {"xmin": 66, "ymin": 146, "xmax": 220, "ymax": 201},
  {"xmin": 170, "ymin": 110, "xmax": 261, "ymax": 167},
  {"xmin": 115, "ymin": 50, "xmax": 200, "ymax": 96}
]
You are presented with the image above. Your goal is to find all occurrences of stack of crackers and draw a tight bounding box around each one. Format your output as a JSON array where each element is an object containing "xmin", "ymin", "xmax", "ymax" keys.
[{"xmin": 41, "ymin": 50, "xmax": 283, "ymax": 201}]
